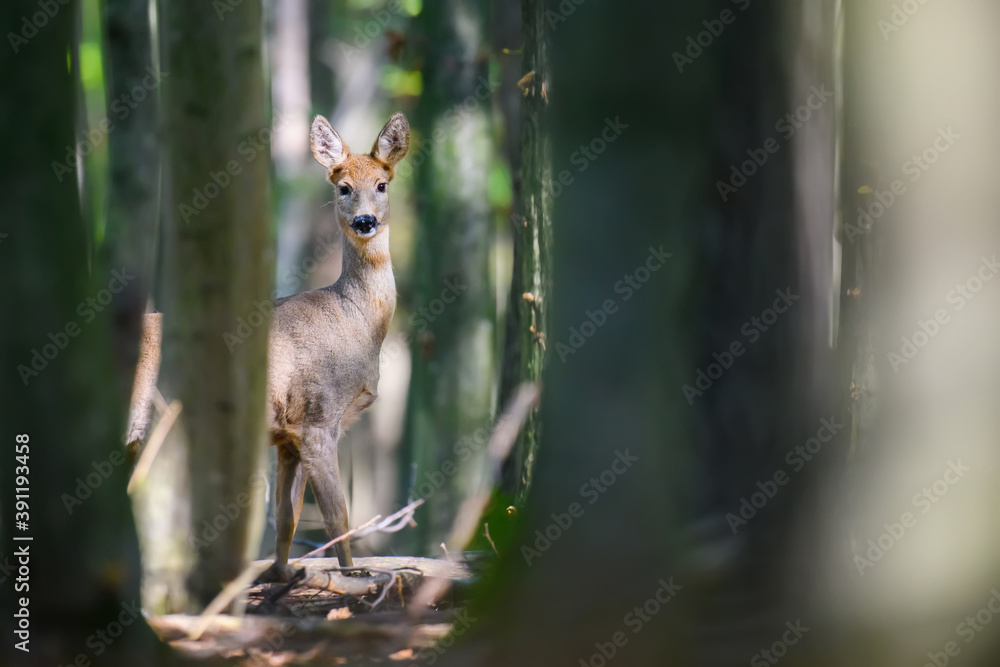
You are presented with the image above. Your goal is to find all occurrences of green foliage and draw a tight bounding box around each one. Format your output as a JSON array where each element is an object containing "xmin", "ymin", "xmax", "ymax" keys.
[
  {"xmin": 488, "ymin": 160, "xmax": 512, "ymax": 209},
  {"xmin": 380, "ymin": 64, "xmax": 422, "ymax": 97}
]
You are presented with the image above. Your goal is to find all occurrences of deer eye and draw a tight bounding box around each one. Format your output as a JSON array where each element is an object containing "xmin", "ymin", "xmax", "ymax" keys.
[
  {"xmin": 338, "ymin": 185, "xmax": 351, "ymax": 196},
  {"xmin": 376, "ymin": 182, "xmax": 387, "ymax": 193}
]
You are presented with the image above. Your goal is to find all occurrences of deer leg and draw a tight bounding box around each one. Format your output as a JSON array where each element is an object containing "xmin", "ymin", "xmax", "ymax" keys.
[
  {"xmin": 262, "ymin": 443, "xmax": 307, "ymax": 582},
  {"xmin": 300, "ymin": 426, "xmax": 353, "ymax": 567}
]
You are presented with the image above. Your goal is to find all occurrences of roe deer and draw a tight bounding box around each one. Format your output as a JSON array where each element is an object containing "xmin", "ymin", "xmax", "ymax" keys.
[{"xmin": 127, "ymin": 113, "xmax": 409, "ymax": 580}]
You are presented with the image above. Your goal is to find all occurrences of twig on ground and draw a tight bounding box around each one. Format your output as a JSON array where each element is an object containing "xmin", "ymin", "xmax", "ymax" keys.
[
  {"xmin": 354, "ymin": 497, "xmax": 425, "ymax": 538},
  {"xmin": 360, "ymin": 568, "xmax": 399, "ymax": 610},
  {"xmin": 291, "ymin": 515, "xmax": 382, "ymax": 564},
  {"xmin": 291, "ymin": 497, "xmax": 425, "ymax": 564}
]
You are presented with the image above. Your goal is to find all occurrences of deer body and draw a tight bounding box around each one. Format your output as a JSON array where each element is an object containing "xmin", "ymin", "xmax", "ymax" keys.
[
  {"xmin": 128, "ymin": 113, "xmax": 410, "ymax": 578},
  {"xmin": 268, "ymin": 239, "xmax": 395, "ymax": 439},
  {"xmin": 266, "ymin": 246, "xmax": 394, "ymax": 572},
  {"xmin": 266, "ymin": 112, "xmax": 410, "ymax": 576}
]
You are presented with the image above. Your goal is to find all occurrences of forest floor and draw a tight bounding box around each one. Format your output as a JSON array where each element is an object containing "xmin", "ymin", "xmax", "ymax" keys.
[{"xmin": 148, "ymin": 556, "xmax": 478, "ymax": 665}]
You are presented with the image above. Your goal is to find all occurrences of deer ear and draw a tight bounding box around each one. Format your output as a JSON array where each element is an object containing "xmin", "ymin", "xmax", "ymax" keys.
[
  {"xmin": 371, "ymin": 112, "xmax": 409, "ymax": 167},
  {"xmin": 310, "ymin": 115, "xmax": 349, "ymax": 170}
]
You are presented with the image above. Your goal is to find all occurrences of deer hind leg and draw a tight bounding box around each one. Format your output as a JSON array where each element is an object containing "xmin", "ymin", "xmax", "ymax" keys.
[
  {"xmin": 300, "ymin": 426, "xmax": 353, "ymax": 567},
  {"xmin": 273, "ymin": 442, "xmax": 307, "ymax": 567}
]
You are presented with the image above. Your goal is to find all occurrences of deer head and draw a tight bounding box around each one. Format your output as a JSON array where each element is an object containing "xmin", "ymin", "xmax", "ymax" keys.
[{"xmin": 309, "ymin": 113, "xmax": 410, "ymax": 247}]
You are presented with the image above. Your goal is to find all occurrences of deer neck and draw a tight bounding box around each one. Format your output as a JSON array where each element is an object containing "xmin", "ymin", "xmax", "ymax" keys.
[{"xmin": 333, "ymin": 230, "xmax": 396, "ymax": 340}]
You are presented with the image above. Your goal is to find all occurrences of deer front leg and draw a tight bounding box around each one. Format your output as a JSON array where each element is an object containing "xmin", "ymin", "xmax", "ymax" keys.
[
  {"xmin": 261, "ymin": 443, "xmax": 308, "ymax": 583},
  {"xmin": 274, "ymin": 443, "xmax": 308, "ymax": 565},
  {"xmin": 300, "ymin": 426, "xmax": 353, "ymax": 567}
]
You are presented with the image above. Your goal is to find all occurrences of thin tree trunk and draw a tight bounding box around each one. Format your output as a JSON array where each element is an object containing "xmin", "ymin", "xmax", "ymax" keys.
[
  {"xmin": 158, "ymin": 0, "xmax": 273, "ymax": 608},
  {"xmin": 102, "ymin": 0, "xmax": 161, "ymax": 412},
  {"xmin": 499, "ymin": 0, "xmax": 550, "ymax": 504},
  {"xmin": 400, "ymin": 0, "xmax": 497, "ymax": 553}
]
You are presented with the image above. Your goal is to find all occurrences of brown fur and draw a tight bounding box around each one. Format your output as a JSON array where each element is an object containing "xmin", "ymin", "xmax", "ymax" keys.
[
  {"xmin": 126, "ymin": 312, "xmax": 162, "ymax": 460},
  {"xmin": 127, "ymin": 114, "xmax": 410, "ymax": 575}
]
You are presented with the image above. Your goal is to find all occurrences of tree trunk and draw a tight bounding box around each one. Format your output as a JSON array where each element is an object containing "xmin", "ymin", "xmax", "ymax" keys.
[
  {"xmin": 820, "ymin": 0, "xmax": 1000, "ymax": 663},
  {"xmin": 0, "ymin": 1, "xmax": 156, "ymax": 663},
  {"xmin": 157, "ymin": 0, "xmax": 273, "ymax": 608},
  {"xmin": 498, "ymin": 0, "xmax": 550, "ymax": 504},
  {"xmin": 444, "ymin": 1, "xmax": 831, "ymax": 665},
  {"xmin": 102, "ymin": 0, "xmax": 161, "ymax": 416},
  {"xmin": 399, "ymin": 0, "xmax": 497, "ymax": 553}
]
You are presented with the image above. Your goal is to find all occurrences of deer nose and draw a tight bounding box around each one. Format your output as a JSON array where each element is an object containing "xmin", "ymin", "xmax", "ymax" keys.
[{"xmin": 351, "ymin": 215, "xmax": 378, "ymax": 236}]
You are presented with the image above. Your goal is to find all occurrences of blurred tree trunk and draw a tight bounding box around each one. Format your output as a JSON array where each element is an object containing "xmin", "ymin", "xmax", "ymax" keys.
[
  {"xmin": 498, "ymin": 0, "xmax": 550, "ymax": 504},
  {"xmin": 308, "ymin": 0, "xmax": 334, "ymax": 116},
  {"xmin": 443, "ymin": 1, "xmax": 833, "ymax": 665},
  {"xmin": 0, "ymin": 1, "xmax": 157, "ymax": 664},
  {"xmin": 102, "ymin": 0, "xmax": 161, "ymax": 409},
  {"xmin": 400, "ymin": 0, "xmax": 497, "ymax": 553},
  {"xmin": 157, "ymin": 0, "xmax": 273, "ymax": 608},
  {"xmin": 100, "ymin": 0, "xmax": 183, "ymax": 616}
]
